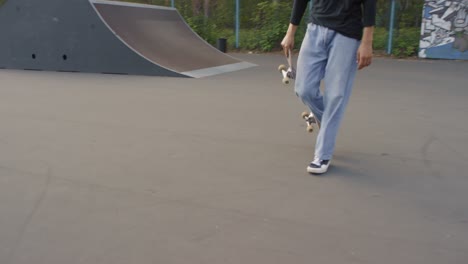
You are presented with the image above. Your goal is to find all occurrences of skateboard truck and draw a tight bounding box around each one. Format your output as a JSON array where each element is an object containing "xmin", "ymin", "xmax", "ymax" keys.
[
  {"xmin": 301, "ymin": 111, "xmax": 319, "ymax": 133},
  {"xmin": 278, "ymin": 49, "xmax": 296, "ymax": 84}
]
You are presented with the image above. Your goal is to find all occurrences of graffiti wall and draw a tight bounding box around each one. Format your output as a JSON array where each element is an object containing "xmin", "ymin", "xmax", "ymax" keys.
[{"xmin": 420, "ymin": 0, "xmax": 468, "ymax": 59}]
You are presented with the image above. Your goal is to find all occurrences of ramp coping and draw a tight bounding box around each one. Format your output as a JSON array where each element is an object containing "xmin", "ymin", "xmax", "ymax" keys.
[{"xmin": 89, "ymin": 0, "xmax": 176, "ymax": 11}]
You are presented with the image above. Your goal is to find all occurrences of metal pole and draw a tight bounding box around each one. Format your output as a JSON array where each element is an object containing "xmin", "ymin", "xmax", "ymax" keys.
[
  {"xmin": 387, "ymin": 0, "xmax": 396, "ymax": 54},
  {"xmin": 171, "ymin": 0, "xmax": 174, "ymax": 8},
  {"xmin": 235, "ymin": 0, "xmax": 240, "ymax": 48}
]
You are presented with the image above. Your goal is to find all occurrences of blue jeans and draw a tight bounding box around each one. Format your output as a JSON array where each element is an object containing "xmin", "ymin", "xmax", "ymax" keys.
[{"xmin": 295, "ymin": 23, "xmax": 360, "ymax": 160}]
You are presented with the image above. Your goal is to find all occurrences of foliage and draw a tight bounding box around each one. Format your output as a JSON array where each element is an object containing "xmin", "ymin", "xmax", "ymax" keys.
[
  {"xmin": 186, "ymin": 16, "xmax": 220, "ymax": 45},
  {"xmin": 114, "ymin": 0, "xmax": 425, "ymax": 57},
  {"xmin": 373, "ymin": 27, "xmax": 388, "ymax": 51},
  {"xmin": 392, "ymin": 27, "xmax": 421, "ymax": 57},
  {"xmin": 251, "ymin": 1, "xmax": 291, "ymax": 51},
  {"xmin": 373, "ymin": 27, "xmax": 421, "ymax": 57},
  {"xmin": 376, "ymin": 0, "xmax": 424, "ymax": 28}
]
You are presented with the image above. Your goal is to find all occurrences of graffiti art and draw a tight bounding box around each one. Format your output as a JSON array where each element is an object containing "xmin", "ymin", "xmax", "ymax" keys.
[{"xmin": 420, "ymin": 0, "xmax": 468, "ymax": 59}]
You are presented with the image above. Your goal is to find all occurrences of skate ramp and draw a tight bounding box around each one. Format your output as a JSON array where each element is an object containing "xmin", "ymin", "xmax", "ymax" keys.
[{"xmin": 0, "ymin": 0, "xmax": 254, "ymax": 77}]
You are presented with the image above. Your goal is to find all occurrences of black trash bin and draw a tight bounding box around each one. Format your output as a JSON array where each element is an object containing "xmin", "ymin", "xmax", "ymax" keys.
[{"xmin": 217, "ymin": 38, "xmax": 227, "ymax": 53}]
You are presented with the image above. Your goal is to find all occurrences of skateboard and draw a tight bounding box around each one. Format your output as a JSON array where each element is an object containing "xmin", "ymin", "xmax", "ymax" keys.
[
  {"xmin": 301, "ymin": 111, "xmax": 319, "ymax": 133},
  {"xmin": 278, "ymin": 50, "xmax": 317, "ymax": 133},
  {"xmin": 277, "ymin": 49, "xmax": 296, "ymax": 84}
]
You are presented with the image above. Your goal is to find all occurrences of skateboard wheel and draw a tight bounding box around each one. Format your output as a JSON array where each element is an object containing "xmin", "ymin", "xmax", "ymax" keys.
[
  {"xmin": 278, "ymin": 64, "xmax": 287, "ymax": 72},
  {"xmin": 307, "ymin": 126, "xmax": 314, "ymax": 133},
  {"xmin": 301, "ymin": 111, "xmax": 309, "ymax": 119},
  {"xmin": 282, "ymin": 78, "xmax": 290, "ymax": 84}
]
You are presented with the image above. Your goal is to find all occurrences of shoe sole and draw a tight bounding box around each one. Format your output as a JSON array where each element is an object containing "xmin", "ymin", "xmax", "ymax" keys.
[{"xmin": 307, "ymin": 165, "xmax": 329, "ymax": 174}]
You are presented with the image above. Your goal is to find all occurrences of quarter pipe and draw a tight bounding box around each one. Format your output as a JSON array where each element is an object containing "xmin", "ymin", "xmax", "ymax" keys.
[{"xmin": 0, "ymin": 0, "xmax": 254, "ymax": 77}]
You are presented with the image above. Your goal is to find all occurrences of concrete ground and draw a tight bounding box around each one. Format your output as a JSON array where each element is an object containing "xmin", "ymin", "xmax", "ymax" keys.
[{"xmin": 0, "ymin": 54, "xmax": 467, "ymax": 264}]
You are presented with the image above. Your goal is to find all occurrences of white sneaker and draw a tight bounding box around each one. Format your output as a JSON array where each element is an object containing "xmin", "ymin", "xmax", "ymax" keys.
[{"xmin": 307, "ymin": 158, "xmax": 330, "ymax": 174}]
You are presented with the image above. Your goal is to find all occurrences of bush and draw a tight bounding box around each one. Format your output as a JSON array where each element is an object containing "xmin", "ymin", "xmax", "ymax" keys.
[
  {"xmin": 251, "ymin": 1, "xmax": 291, "ymax": 51},
  {"xmin": 373, "ymin": 27, "xmax": 388, "ymax": 51},
  {"xmin": 115, "ymin": 0, "xmax": 422, "ymax": 57},
  {"xmin": 185, "ymin": 16, "xmax": 220, "ymax": 45},
  {"xmin": 372, "ymin": 27, "xmax": 420, "ymax": 57},
  {"xmin": 392, "ymin": 27, "xmax": 420, "ymax": 57}
]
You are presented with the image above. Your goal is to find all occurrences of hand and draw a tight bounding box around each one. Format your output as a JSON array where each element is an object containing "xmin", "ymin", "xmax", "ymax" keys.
[
  {"xmin": 357, "ymin": 42, "xmax": 373, "ymax": 70},
  {"xmin": 281, "ymin": 33, "xmax": 295, "ymax": 55}
]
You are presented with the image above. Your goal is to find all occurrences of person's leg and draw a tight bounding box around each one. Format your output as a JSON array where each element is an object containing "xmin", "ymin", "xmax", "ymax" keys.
[
  {"xmin": 314, "ymin": 33, "xmax": 361, "ymax": 162},
  {"xmin": 294, "ymin": 24, "xmax": 328, "ymax": 122}
]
